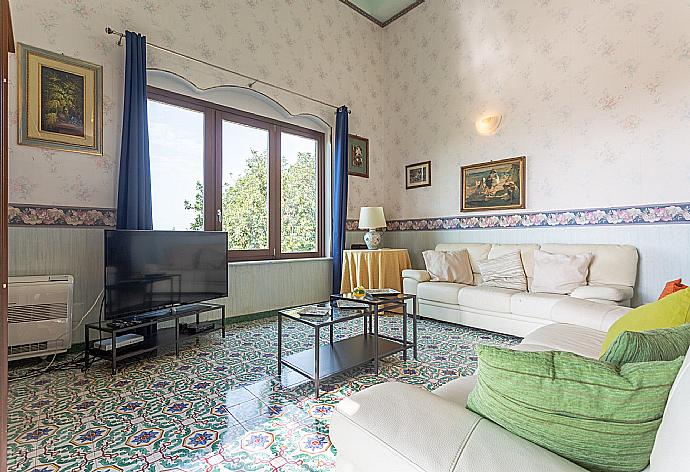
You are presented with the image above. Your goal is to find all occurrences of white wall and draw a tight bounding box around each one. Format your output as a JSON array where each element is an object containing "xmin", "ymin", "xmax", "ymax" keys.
[
  {"xmin": 381, "ymin": 0, "xmax": 690, "ymax": 219},
  {"xmin": 7, "ymin": 0, "xmax": 385, "ymax": 217}
]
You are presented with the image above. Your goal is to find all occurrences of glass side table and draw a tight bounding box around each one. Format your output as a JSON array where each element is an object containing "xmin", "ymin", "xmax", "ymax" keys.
[{"xmin": 277, "ymin": 293, "xmax": 417, "ymax": 397}]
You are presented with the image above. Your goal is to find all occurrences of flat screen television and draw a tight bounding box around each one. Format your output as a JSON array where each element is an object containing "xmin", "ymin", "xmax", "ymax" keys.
[{"xmin": 104, "ymin": 230, "xmax": 228, "ymax": 320}]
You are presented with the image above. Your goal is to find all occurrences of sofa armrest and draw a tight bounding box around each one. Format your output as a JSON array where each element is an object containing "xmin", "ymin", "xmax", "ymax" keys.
[
  {"xmin": 402, "ymin": 269, "xmax": 431, "ymax": 282},
  {"xmin": 331, "ymin": 382, "xmax": 589, "ymax": 472},
  {"xmin": 331, "ymin": 382, "xmax": 480, "ymax": 472},
  {"xmin": 570, "ymin": 284, "xmax": 633, "ymax": 304}
]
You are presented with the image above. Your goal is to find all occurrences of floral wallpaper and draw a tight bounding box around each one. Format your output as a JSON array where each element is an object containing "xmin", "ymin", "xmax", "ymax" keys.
[
  {"xmin": 7, "ymin": 0, "xmax": 386, "ymax": 217},
  {"xmin": 382, "ymin": 0, "xmax": 690, "ymax": 220},
  {"xmin": 8, "ymin": 0, "xmax": 690, "ymax": 229}
]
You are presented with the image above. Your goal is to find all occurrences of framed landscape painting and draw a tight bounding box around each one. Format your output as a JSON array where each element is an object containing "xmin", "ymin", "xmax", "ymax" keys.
[
  {"xmin": 405, "ymin": 160, "xmax": 431, "ymax": 189},
  {"xmin": 347, "ymin": 134, "xmax": 369, "ymax": 178},
  {"xmin": 460, "ymin": 156, "xmax": 525, "ymax": 212},
  {"xmin": 18, "ymin": 43, "xmax": 103, "ymax": 155}
]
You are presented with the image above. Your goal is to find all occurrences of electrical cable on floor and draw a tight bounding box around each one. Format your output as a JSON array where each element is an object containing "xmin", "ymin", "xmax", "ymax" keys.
[{"xmin": 8, "ymin": 291, "xmax": 105, "ymax": 382}]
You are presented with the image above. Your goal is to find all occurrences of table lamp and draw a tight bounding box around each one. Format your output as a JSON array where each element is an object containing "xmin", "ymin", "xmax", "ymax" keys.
[{"xmin": 358, "ymin": 207, "xmax": 386, "ymax": 250}]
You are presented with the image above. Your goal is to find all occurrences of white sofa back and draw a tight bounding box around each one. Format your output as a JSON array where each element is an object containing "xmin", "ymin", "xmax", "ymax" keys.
[{"xmin": 434, "ymin": 243, "xmax": 638, "ymax": 289}]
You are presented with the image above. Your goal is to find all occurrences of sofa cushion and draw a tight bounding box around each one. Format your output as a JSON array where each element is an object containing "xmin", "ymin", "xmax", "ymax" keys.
[
  {"xmin": 435, "ymin": 243, "xmax": 491, "ymax": 273},
  {"xmin": 539, "ymin": 243, "xmax": 638, "ymax": 288},
  {"xmin": 601, "ymin": 288, "xmax": 690, "ymax": 354},
  {"xmin": 510, "ymin": 292, "xmax": 565, "ymax": 321},
  {"xmin": 332, "ymin": 382, "xmax": 483, "ymax": 472},
  {"xmin": 649, "ymin": 347, "xmax": 690, "ymax": 472},
  {"xmin": 570, "ymin": 284, "xmax": 633, "ymax": 303},
  {"xmin": 433, "ymin": 375, "xmax": 477, "ymax": 406},
  {"xmin": 458, "ymin": 286, "xmax": 521, "ymax": 313},
  {"xmin": 521, "ymin": 323, "xmax": 606, "ymax": 358},
  {"xmin": 477, "ymin": 251, "xmax": 527, "ymax": 291},
  {"xmin": 417, "ymin": 281, "xmax": 466, "ymax": 305},
  {"xmin": 551, "ymin": 298, "xmax": 630, "ymax": 332},
  {"xmin": 422, "ymin": 249, "xmax": 473, "ymax": 284},
  {"xmin": 531, "ymin": 250, "xmax": 592, "ymax": 294},
  {"xmin": 488, "ymin": 244, "xmax": 540, "ymax": 278},
  {"xmin": 467, "ymin": 345, "xmax": 684, "ymax": 472},
  {"xmin": 601, "ymin": 324, "xmax": 690, "ymax": 366}
]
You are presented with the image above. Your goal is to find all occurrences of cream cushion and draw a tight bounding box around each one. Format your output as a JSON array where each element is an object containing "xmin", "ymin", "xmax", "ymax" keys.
[
  {"xmin": 417, "ymin": 282, "xmax": 466, "ymax": 305},
  {"xmin": 458, "ymin": 286, "xmax": 520, "ymax": 313},
  {"xmin": 422, "ymin": 249, "xmax": 473, "ymax": 284},
  {"xmin": 531, "ymin": 250, "xmax": 592, "ymax": 294},
  {"xmin": 477, "ymin": 251, "xmax": 527, "ymax": 291},
  {"xmin": 520, "ymin": 323, "xmax": 606, "ymax": 358},
  {"xmin": 550, "ymin": 298, "xmax": 630, "ymax": 332},
  {"xmin": 510, "ymin": 292, "xmax": 565, "ymax": 321},
  {"xmin": 570, "ymin": 284, "xmax": 633, "ymax": 302},
  {"xmin": 540, "ymin": 243, "xmax": 638, "ymax": 287},
  {"xmin": 435, "ymin": 243, "xmax": 491, "ymax": 273}
]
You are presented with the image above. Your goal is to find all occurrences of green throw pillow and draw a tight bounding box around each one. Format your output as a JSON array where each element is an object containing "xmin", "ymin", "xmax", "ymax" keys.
[
  {"xmin": 466, "ymin": 345, "xmax": 683, "ymax": 472},
  {"xmin": 601, "ymin": 324, "xmax": 690, "ymax": 366},
  {"xmin": 601, "ymin": 288, "xmax": 690, "ymax": 354}
]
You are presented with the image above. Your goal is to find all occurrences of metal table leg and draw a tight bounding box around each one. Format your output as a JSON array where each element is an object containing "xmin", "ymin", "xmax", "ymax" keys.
[
  {"xmin": 402, "ymin": 301, "xmax": 408, "ymax": 361},
  {"xmin": 175, "ymin": 317, "xmax": 180, "ymax": 357},
  {"xmin": 330, "ymin": 323, "xmax": 334, "ymax": 345},
  {"xmin": 277, "ymin": 313, "xmax": 282, "ymax": 376},
  {"xmin": 111, "ymin": 331, "xmax": 117, "ymax": 375},
  {"xmin": 412, "ymin": 296, "xmax": 418, "ymax": 360},
  {"xmin": 314, "ymin": 326, "xmax": 321, "ymax": 398},
  {"xmin": 221, "ymin": 305, "xmax": 226, "ymax": 338},
  {"xmin": 374, "ymin": 306, "xmax": 379, "ymax": 375}
]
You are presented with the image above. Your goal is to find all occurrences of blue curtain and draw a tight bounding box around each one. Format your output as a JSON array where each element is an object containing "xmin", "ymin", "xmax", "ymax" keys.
[
  {"xmin": 116, "ymin": 31, "xmax": 153, "ymax": 230},
  {"xmin": 332, "ymin": 106, "xmax": 349, "ymax": 294}
]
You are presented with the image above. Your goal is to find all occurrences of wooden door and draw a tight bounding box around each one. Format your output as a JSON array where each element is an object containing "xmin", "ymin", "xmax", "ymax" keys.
[{"xmin": 0, "ymin": 1, "xmax": 14, "ymax": 470}]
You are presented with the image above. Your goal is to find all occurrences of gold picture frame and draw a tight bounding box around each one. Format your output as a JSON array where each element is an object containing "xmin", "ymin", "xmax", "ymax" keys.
[
  {"xmin": 460, "ymin": 156, "xmax": 526, "ymax": 212},
  {"xmin": 18, "ymin": 43, "xmax": 103, "ymax": 155}
]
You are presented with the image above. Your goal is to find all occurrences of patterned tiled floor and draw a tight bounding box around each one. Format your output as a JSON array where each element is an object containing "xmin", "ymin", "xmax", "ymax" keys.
[{"xmin": 9, "ymin": 314, "xmax": 519, "ymax": 472}]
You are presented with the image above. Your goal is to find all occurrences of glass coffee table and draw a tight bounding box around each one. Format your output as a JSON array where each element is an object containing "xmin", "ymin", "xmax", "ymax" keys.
[{"xmin": 277, "ymin": 292, "xmax": 417, "ymax": 397}]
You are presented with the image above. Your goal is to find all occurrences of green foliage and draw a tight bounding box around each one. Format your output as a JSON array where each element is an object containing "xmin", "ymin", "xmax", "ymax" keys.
[
  {"xmin": 183, "ymin": 181, "xmax": 204, "ymax": 231},
  {"xmin": 184, "ymin": 148, "xmax": 317, "ymax": 253},
  {"xmin": 222, "ymin": 149, "xmax": 269, "ymax": 249},
  {"xmin": 281, "ymin": 151, "xmax": 317, "ymax": 252}
]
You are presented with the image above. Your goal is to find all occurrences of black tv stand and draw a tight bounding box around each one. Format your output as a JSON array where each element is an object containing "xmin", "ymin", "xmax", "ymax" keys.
[{"xmin": 84, "ymin": 302, "xmax": 226, "ymax": 374}]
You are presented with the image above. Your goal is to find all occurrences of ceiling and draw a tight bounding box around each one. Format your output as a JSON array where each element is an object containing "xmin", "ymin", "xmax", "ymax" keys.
[{"xmin": 340, "ymin": 0, "xmax": 424, "ymax": 27}]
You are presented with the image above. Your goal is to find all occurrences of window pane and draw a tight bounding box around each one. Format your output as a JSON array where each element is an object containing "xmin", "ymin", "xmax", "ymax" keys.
[
  {"xmin": 222, "ymin": 121, "xmax": 269, "ymax": 250},
  {"xmin": 281, "ymin": 132, "xmax": 318, "ymax": 253},
  {"xmin": 149, "ymin": 100, "xmax": 205, "ymax": 231}
]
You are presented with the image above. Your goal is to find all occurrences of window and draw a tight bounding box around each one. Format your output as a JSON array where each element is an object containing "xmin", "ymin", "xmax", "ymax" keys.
[{"xmin": 147, "ymin": 87, "xmax": 325, "ymax": 261}]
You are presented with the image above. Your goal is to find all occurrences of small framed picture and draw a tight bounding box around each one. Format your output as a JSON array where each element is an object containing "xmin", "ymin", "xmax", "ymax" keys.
[
  {"xmin": 17, "ymin": 43, "xmax": 103, "ymax": 155},
  {"xmin": 348, "ymin": 134, "xmax": 369, "ymax": 178},
  {"xmin": 405, "ymin": 160, "xmax": 431, "ymax": 189}
]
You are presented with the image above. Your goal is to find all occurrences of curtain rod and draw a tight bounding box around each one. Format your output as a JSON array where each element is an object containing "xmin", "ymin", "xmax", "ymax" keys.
[{"xmin": 105, "ymin": 27, "xmax": 350, "ymax": 114}]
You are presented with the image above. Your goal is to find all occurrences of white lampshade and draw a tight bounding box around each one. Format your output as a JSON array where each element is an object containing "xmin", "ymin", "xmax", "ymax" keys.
[{"xmin": 358, "ymin": 207, "xmax": 386, "ymax": 230}]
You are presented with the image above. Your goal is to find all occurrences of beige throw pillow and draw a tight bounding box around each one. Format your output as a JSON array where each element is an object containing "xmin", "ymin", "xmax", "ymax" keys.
[
  {"xmin": 477, "ymin": 251, "xmax": 527, "ymax": 291},
  {"xmin": 422, "ymin": 249, "xmax": 474, "ymax": 284},
  {"xmin": 531, "ymin": 250, "xmax": 593, "ymax": 294}
]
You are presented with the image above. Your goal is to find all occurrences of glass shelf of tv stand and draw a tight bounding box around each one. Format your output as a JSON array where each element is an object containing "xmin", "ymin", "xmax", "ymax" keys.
[{"xmin": 84, "ymin": 302, "xmax": 225, "ymax": 374}]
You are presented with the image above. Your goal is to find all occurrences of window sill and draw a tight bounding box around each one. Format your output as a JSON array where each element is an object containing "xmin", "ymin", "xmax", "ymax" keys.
[{"xmin": 227, "ymin": 257, "xmax": 332, "ymax": 267}]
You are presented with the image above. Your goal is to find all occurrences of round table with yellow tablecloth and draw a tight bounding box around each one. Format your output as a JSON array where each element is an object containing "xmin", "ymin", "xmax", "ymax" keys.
[{"xmin": 340, "ymin": 248, "xmax": 412, "ymax": 293}]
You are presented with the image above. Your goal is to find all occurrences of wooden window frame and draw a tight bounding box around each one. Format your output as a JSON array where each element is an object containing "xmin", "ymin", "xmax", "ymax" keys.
[{"xmin": 147, "ymin": 86, "xmax": 325, "ymax": 262}]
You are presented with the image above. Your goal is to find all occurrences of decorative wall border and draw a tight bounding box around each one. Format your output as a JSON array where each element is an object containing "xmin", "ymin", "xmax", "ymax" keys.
[
  {"xmin": 8, "ymin": 204, "xmax": 116, "ymax": 227},
  {"xmin": 346, "ymin": 202, "xmax": 690, "ymax": 232}
]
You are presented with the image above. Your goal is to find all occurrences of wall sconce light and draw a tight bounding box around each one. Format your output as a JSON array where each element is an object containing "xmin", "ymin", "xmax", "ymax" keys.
[{"xmin": 475, "ymin": 113, "xmax": 502, "ymax": 136}]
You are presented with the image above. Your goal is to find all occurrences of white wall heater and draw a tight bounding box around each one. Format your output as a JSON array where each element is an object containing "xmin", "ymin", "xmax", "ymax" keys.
[{"xmin": 8, "ymin": 275, "xmax": 74, "ymax": 360}]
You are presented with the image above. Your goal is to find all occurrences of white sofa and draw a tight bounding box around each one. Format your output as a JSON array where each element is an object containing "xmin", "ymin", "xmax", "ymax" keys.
[
  {"xmin": 331, "ymin": 322, "xmax": 690, "ymax": 472},
  {"xmin": 403, "ymin": 243, "xmax": 639, "ymax": 337}
]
